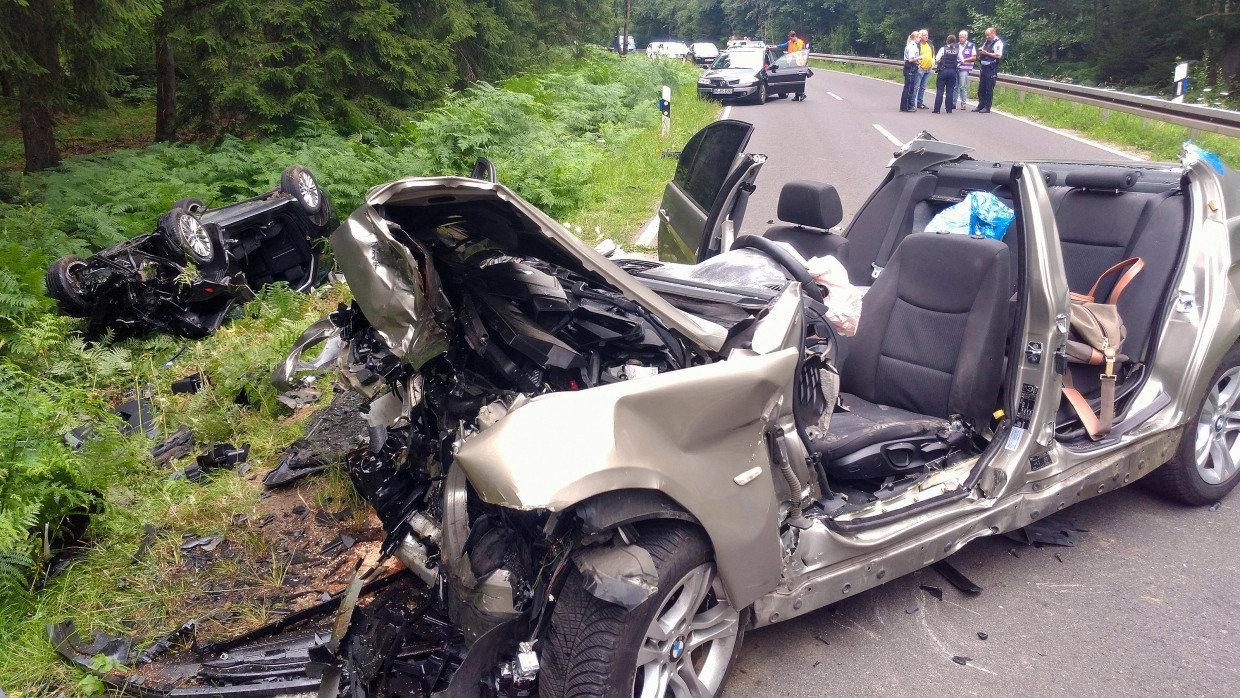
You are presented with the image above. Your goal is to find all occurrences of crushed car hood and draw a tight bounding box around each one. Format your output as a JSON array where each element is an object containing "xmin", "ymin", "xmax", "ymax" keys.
[{"xmin": 331, "ymin": 177, "xmax": 727, "ymax": 357}]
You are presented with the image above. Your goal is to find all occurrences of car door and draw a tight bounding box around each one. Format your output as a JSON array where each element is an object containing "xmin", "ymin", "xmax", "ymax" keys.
[
  {"xmin": 770, "ymin": 49, "xmax": 809, "ymax": 93},
  {"xmin": 656, "ymin": 120, "xmax": 762, "ymax": 263}
]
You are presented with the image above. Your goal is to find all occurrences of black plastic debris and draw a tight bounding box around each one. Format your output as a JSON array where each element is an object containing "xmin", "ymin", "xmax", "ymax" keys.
[
  {"xmin": 263, "ymin": 439, "xmax": 332, "ymax": 489},
  {"xmin": 48, "ymin": 619, "xmax": 133, "ymax": 671},
  {"xmin": 977, "ymin": 631, "xmax": 989, "ymax": 641},
  {"xmin": 1008, "ymin": 548, "xmax": 1021, "ymax": 559},
  {"xmin": 952, "ymin": 655, "xmax": 971, "ymax": 666},
  {"xmin": 1005, "ymin": 514, "xmax": 1089, "ymax": 547},
  {"xmin": 173, "ymin": 443, "xmax": 250, "ymax": 482},
  {"xmin": 1054, "ymin": 553, "xmax": 1064, "ymax": 563},
  {"xmin": 171, "ymin": 372, "xmax": 204, "ymax": 394},
  {"xmin": 932, "ymin": 560, "xmax": 983, "ymax": 595},
  {"xmin": 150, "ymin": 424, "xmax": 195, "ymax": 467},
  {"xmin": 1210, "ymin": 501, "xmax": 1222, "ymax": 512},
  {"xmin": 919, "ymin": 584, "xmax": 943, "ymax": 600},
  {"xmin": 65, "ymin": 397, "xmax": 158, "ymax": 450},
  {"xmin": 133, "ymin": 524, "xmax": 158, "ymax": 564},
  {"xmin": 905, "ymin": 604, "xmax": 919, "ymax": 614},
  {"xmin": 320, "ymin": 533, "xmax": 358, "ymax": 558},
  {"xmin": 292, "ymin": 505, "xmax": 309, "ymax": 517},
  {"xmin": 276, "ymin": 387, "xmax": 322, "ymax": 411},
  {"xmin": 136, "ymin": 618, "xmax": 199, "ymax": 664}
]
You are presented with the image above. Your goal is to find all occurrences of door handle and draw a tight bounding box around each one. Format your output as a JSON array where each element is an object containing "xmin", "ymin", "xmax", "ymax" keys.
[{"xmin": 658, "ymin": 208, "xmax": 670, "ymax": 220}]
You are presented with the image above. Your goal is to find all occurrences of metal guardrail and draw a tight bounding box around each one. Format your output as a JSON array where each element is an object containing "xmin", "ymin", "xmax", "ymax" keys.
[{"xmin": 809, "ymin": 52, "xmax": 1240, "ymax": 139}]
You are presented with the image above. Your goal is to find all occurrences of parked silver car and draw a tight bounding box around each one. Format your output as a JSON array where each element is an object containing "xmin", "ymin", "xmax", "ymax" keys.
[{"xmin": 280, "ymin": 124, "xmax": 1238, "ymax": 697}]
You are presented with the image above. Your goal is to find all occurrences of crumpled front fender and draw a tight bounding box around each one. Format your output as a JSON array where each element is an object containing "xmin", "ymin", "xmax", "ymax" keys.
[{"xmin": 454, "ymin": 349, "xmax": 798, "ymax": 609}]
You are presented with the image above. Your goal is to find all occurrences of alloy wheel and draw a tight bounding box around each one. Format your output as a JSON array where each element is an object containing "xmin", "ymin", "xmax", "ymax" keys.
[
  {"xmin": 1194, "ymin": 366, "xmax": 1240, "ymax": 485},
  {"xmin": 178, "ymin": 214, "xmax": 213, "ymax": 261},
  {"xmin": 633, "ymin": 563, "xmax": 740, "ymax": 698}
]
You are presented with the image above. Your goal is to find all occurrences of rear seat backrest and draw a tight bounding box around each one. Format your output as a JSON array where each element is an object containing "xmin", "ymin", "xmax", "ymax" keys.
[{"xmin": 841, "ymin": 173, "xmax": 937, "ymax": 285}]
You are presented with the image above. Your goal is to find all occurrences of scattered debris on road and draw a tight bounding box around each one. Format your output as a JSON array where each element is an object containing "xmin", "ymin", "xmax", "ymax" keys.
[
  {"xmin": 932, "ymin": 560, "xmax": 983, "ymax": 595},
  {"xmin": 977, "ymin": 631, "xmax": 988, "ymax": 641},
  {"xmin": 952, "ymin": 655, "xmax": 972, "ymax": 666},
  {"xmin": 1005, "ymin": 514, "xmax": 1089, "ymax": 547},
  {"xmin": 918, "ymin": 584, "xmax": 944, "ymax": 600}
]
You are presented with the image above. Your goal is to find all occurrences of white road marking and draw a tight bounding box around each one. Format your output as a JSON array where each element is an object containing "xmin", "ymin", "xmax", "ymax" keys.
[
  {"xmin": 872, "ymin": 123, "xmax": 904, "ymax": 146},
  {"xmin": 827, "ymin": 91, "xmax": 843, "ymax": 101},
  {"xmin": 721, "ymin": 105, "xmax": 732, "ymax": 120},
  {"xmin": 635, "ymin": 216, "xmax": 659, "ymax": 246},
  {"xmin": 993, "ymin": 110, "xmax": 1144, "ymax": 161}
]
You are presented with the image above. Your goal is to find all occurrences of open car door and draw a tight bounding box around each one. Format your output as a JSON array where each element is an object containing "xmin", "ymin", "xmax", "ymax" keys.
[{"xmin": 657, "ymin": 120, "xmax": 765, "ymax": 263}]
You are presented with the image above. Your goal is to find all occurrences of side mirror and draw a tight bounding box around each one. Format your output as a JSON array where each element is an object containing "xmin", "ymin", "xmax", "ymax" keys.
[{"xmin": 769, "ymin": 64, "xmax": 779, "ymax": 72}]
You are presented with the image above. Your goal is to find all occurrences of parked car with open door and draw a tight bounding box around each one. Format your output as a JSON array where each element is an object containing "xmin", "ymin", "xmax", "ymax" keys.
[{"xmin": 698, "ymin": 48, "xmax": 811, "ymax": 104}]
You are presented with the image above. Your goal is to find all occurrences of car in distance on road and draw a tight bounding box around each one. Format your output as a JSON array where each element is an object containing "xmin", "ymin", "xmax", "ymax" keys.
[
  {"xmin": 645, "ymin": 40, "xmax": 690, "ymax": 60},
  {"xmin": 727, "ymin": 38, "xmax": 766, "ymax": 49},
  {"xmin": 46, "ymin": 165, "xmax": 334, "ymax": 340},
  {"xmin": 688, "ymin": 41, "xmax": 720, "ymax": 66},
  {"xmin": 698, "ymin": 48, "xmax": 811, "ymax": 103}
]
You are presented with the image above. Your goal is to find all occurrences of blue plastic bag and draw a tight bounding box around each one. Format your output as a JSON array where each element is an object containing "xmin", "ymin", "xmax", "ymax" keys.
[{"xmin": 924, "ymin": 191, "xmax": 1016, "ymax": 240}]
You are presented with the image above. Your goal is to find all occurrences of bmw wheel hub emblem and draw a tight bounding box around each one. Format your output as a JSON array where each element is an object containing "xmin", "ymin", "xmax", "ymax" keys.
[{"xmin": 670, "ymin": 639, "xmax": 685, "ymax": 660}]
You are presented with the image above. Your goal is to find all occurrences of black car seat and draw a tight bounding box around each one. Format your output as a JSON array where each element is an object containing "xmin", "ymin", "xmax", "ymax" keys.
[
  {"xmin": 808, "ymin": 233, "xmax": 1011, "ymax": 479},
  {"xmin": 762, "ymin": 181, "xmax": 849, "ymax": 262}
]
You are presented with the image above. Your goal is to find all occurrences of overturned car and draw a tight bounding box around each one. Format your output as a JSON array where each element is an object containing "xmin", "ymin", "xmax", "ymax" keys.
[
  {"xmin": 274, "ymin": 124, "xmax": 1240, "ymax": 697},
  {"xmin": 45, "ymin": 165, "xmax": 334, "ymax": 339}
]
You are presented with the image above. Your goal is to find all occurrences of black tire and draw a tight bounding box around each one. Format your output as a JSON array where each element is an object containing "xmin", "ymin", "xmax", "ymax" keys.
[
  {"xmin": 46, "ymin": 255, "xmax": 93, "ymax": 317},
  {"xmin": 1143, "ymin": 342, "xmax": 1240, "ymax": 505},
  {"xmin": 173, "ymin": 197, "xmax": 206, "ymax": 216},
  {"xmin": 755, "ymin": 81, "xmax": 767, "ymax": 105},
  {"xmin": 156, "ymin": 207, "xmax": 215, "ymax": 264},
  {"xmin": 280, "ymin": 165, "xmax": 323, "ymax": 215},
  {"xmin": 539, "ymin": 523, "xmax": 745, "ymax": 698}
]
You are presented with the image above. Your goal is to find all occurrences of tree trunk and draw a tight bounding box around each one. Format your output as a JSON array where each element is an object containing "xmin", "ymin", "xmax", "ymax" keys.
[
  {"xmin": 0, "ymin": 71, "xmax": 13, "ymax": 98},
  {"xmin": 20, "ymin": 0, "xmax": 61, "ymax": 172},
  {"xmin": 622, "ymin": 0, "xmax": 630, "ymax": 55},
  {"xmin": 155, "ymin": 6, "xmax": 177, "ymax": 142}
]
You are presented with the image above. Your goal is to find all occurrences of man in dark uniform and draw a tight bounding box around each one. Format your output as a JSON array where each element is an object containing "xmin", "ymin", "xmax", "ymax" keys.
[{"xmin": 974, "ymin": 26, "xmax": 1004, "ymax": 113}]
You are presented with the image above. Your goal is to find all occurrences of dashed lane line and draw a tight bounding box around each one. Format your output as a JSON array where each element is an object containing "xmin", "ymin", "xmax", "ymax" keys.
[{"xmin": 872, "ymin": 123, "xmax": 904, "ymax": 146}]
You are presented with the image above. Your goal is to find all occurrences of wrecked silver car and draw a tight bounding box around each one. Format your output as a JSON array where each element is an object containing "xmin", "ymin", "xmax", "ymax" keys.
[
  {"xmin": 276, "ymin": 125, "xmax": 1239, "ymax": 697},
  {"xmin": 45, "ymin": 165, "xmax": 334, "ymax": 339}
]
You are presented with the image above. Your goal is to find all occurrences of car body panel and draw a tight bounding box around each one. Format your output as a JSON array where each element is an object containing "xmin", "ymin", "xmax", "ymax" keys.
[{"xmin": 454, "ymin": 289, "xmax": 806, "ymax": 608}]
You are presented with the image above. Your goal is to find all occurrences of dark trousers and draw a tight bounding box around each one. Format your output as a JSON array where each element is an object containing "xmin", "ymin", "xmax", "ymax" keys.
[
  {"xmin": 933, "ymin": 69, "xmax": 958, "ymax": 112},
  {"xmin": 977, "ymin": 62, "xmax": 999, "ymax": 109},
  {"xmin": 900, "ymin": 64, "xmax": 918, "ymax": 110}
]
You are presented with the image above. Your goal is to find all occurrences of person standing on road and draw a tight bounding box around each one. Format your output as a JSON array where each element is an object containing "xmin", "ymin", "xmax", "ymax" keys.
[
  {"xmin": 933, "ymin": 35, "xmax": 960, "ymax": 113},
  {"xmin": 956, "ymin": 30, "xmax": 976, "ymax": 109},
  {"xmin": 900, "ymin": 32, "xmax": 921, "ymax": 112},
  {"xmin": 974, "ymin": 26, "xmax": 1004, "ymax": 113},
  {"xmin": 775, "ymin": 31, "xmax": 804, "ymax": 52},
  {"xmin": 916, "ymin": 29, "xmax": 934, "ymax": 109}
]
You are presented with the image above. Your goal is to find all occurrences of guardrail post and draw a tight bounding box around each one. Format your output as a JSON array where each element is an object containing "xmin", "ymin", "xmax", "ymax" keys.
[
  {"xmin": 1101, "ymin": 108, "xmax": 1110, "ymax": 120},
  {"xmin": 660, "ymin": 85, "xmax": 671, "ymax": 138}
]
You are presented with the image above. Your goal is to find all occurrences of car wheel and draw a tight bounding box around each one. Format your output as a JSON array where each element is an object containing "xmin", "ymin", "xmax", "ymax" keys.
[
  {"xmin": 1144, "ymin": 342, "xmax": 1240, "ymax": 505},
  {"xmin": 280, "ymin": 165, "xmax": 323, "ymax": 215},
  {"xmin": 46, "ymin": 255, "xmax": 93, "ymax": 317},
  {"xmin": 173, "ymin": 197, "xmax": 206, "ymax": 216},
  {"xmin": 538, "ymin": 523, "xmax": 745, "ymax": 698},
  {"xmin": 157, "ymin": 207, "xmax": 215, "ymax": 265},
  {"xmin": 756, "ymin": 81, "xmax": 767, "ymax": 104}
]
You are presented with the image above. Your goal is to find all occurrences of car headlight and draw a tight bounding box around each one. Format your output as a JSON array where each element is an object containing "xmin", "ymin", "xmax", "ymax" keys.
[
  {"xmin": 737, "ymin": 78, "xmax": 756, "ymax": 86},
  {"xmin": 698, "ymin": 78, "xmax": 711, "ymax": 84}
]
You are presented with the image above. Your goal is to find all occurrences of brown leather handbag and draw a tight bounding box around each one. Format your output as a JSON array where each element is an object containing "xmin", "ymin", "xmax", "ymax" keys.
[{"xmin": 1061, "ymin": 257, "xmax": 1144, "ymax": 440}]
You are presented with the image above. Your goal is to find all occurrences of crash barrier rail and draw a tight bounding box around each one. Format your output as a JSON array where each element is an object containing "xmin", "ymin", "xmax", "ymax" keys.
[{"xmin": 808, "ymin": 52, "xmax": 1240, "ymax": 139}]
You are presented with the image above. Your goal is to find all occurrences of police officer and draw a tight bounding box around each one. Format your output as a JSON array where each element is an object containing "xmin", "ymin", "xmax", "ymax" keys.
[
  {"xmin": 932, "ymin": 35, "xmax": 960, "ymax": 113},
  {"xmin": 900, "ymin": 32, "xmax": 920, "ymax": 112},
  {"xmin": 974, "ymin": 26, "xmax": 1004, "ymax": 113}
]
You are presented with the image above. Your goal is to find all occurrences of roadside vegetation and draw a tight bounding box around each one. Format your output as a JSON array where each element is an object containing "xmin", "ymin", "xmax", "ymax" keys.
[
  {"xmin": 0, "ymin": 49, "xmax": 715, "ymax": 692},
  {"xmin": 811, "ymin": 59, "xmax": 1240, "ymax": 168}
]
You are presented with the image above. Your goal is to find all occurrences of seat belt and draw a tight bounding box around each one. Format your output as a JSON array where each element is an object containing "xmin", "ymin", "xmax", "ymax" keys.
[{"xmin": 871, "ymin": 175, "xmax": 921, "ymax": 280}]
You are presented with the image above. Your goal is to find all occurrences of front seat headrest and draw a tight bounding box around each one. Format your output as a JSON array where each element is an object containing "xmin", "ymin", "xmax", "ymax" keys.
[{"xmin": 778, "ymin": 180, "xmax": 843, "ymax": 230}]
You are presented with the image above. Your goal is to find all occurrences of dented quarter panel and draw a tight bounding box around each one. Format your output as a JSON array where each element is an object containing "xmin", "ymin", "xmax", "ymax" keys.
[{"xmin": 453, "ymin": 348, "xmax": 799, "ymax": 609}]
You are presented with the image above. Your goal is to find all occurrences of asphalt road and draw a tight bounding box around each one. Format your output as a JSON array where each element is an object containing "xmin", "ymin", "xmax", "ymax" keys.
[
  {"xmin": 712, "ymin": 70, "xmax": 1240, "ymax": 697},
  {"xmin": 726, "ymin": 69, "xmax": 1140, "ymax": 235}
]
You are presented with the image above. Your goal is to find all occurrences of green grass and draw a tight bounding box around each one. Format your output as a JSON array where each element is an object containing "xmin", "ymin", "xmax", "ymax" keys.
[
  {"xmin": 0, "ymin": 50, "xmax": 719, "ymax": 694},
  {"xmin": 811, "ymin": 59, "xmax": 1240, "ymax": 168}
]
